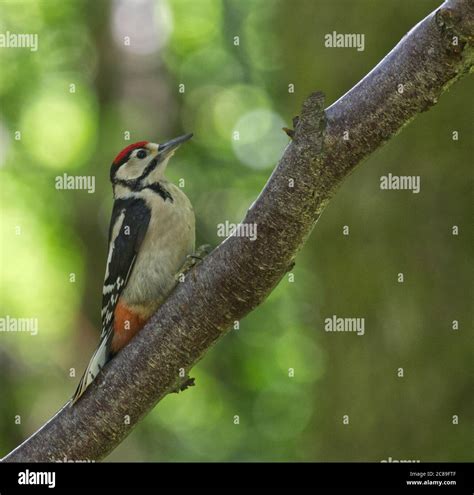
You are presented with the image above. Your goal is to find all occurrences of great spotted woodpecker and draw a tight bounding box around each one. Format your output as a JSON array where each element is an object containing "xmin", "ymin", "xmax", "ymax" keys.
[{"xmin": 72, "ymin": 134, "xmax": 195, "ymax": 403}]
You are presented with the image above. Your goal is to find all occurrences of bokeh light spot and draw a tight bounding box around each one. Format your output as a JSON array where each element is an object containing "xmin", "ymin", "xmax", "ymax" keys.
[
  {"xmin": 112, "ymin": 0, "xmax": 173, "ymax": 54},
  {"xmin": 169, "ymin": 0, "xmax": 222, "ymax": 55},
  {"xmin": 232, "ymin": 109, "xmax": 288, "ymax": 169},
  {"xmin": 20, "ymin": 83, "xmax": 97, "ymax": 169},
  {"xmin": 253, "ymin": 383, "xmax": 313, "ymax": 441}
]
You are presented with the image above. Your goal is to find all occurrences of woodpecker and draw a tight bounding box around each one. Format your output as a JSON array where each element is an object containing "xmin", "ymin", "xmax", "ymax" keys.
[{"xmin": 72, "ymin": 134, "xmax": 195, "ymax": 403}]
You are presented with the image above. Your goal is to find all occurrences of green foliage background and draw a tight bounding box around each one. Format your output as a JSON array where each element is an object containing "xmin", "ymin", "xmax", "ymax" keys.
[{"xmin": 0, "ymin": 0, "xmax": 472, "ymax": 461}]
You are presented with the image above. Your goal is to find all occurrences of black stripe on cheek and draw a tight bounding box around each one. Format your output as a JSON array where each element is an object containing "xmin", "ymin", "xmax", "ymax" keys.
[
  {"xmin": 145, "ymin": 182, "xmax": 174, "ymax": 202},
  {"xmin": 111, "ymin": 155, "xmax": 158, "ymax": 186},
  {"xmin": 139, "ymin": 157, "xmax": 159, "ymax": 182}
]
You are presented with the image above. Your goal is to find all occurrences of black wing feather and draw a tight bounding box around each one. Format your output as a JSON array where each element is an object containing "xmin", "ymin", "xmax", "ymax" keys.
[
  {"xmin": 71, "ymin": 197, "xmax": 150, "ymax": 403},
  {"xmin": 101, "ymin": 197, "xmax": 151, "ymax": 339}
]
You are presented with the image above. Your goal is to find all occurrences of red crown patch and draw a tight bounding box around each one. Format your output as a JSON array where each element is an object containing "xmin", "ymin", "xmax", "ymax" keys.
[{"xmin": 113, "ymin": 141, "xmax": 148, "ymax": 165}]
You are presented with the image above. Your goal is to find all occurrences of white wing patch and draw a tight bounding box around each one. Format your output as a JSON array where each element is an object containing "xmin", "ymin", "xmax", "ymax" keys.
[
  {"xmin": 101, "ymin": 277, "xmax": 126, "ymax": 325},
  {"xmin": 104, "ymin": 210, "xmax": 126, "ymax": 281},
  {"xmin": 99, "ymin": 210, "xmax": 127, "ymax": 339}
]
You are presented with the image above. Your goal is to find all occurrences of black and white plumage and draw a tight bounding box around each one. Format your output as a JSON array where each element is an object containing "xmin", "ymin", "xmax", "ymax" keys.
[
  {"xmin": 101, "ymin": 198, "xmax": 151, "ymax": 336},
  {"xmin": 72, "ymin": 135, "xmax": 195, "ymax": 403}
]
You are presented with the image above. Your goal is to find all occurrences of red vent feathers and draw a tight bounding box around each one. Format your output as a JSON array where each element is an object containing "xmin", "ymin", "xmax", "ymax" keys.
[{"xmin": 113, "ymin": 141, "xmax": 148, "ymax": 165}]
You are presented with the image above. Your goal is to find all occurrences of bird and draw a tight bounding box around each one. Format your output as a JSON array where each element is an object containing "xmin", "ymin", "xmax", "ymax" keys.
[{"xmin": 71, "ymin": 134, "xmax": 196, "ymax": 403}]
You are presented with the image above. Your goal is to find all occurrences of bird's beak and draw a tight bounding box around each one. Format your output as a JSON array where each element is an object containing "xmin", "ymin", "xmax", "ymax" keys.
[{"xmin": 157, "ymin": 133, "xmax": 193, "ymax": 158}]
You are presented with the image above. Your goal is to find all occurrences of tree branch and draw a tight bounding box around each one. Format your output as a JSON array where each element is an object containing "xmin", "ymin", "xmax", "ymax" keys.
[{"xmin": 3, "ymin": 0, "xmax": 472, "ymax": 462}]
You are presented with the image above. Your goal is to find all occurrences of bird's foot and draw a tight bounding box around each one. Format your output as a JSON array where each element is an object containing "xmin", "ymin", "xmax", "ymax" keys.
[{"xmin": 175, "ymin": 244, "xmax": 212, "ymax": 281}]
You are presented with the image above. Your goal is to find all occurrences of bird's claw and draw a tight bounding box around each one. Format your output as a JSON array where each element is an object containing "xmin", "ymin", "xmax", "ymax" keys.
[{"xmin": 176, "ymin": 244, "xmax": 212, "ymax": 280}]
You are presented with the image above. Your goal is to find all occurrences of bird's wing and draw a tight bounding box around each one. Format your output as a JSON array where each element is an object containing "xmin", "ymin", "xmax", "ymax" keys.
[
  {"xmin": 100, "ymin": 197, "xmax": 151, "ymax": 339},
  {"xmin": 71, "ymin": 197, "xmax": 151, "ymax": 403}
]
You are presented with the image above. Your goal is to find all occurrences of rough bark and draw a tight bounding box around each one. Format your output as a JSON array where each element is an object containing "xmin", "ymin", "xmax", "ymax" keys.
[{"xmin": 2, "ymin": 0, "xmax": 472, "ymax": 462}]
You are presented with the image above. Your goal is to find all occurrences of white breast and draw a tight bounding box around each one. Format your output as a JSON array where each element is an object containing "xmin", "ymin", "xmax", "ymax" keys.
[{"xmin": 122, "ymin": 183, "xmax": 195, "ymax": 309}]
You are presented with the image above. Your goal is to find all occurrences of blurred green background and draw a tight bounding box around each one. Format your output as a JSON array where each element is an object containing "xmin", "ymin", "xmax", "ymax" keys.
[{"xmin": 0, "ymin": 0, "xmax": 472, "ymax": 462}]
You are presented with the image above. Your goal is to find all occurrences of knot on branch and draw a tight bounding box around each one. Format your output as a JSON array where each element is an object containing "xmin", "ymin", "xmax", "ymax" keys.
[
  {"xmin": 171, "ymin": 375, "xmax": 195, "ymax": 394},
  {"xmin": 292, "ymin": 91, "xmax": 326, "ymax": 155}
]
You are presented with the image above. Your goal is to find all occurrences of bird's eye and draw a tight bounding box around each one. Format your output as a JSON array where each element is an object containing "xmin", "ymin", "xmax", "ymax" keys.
[{"xmin": 136, "ymin": 149, "xmax": 147, "ymax": 159}]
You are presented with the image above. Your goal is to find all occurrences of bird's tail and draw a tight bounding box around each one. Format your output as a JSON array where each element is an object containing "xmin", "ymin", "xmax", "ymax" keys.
[{"xmin": 71, "ymin": 331, "xmax": 112, "ymax": 405}]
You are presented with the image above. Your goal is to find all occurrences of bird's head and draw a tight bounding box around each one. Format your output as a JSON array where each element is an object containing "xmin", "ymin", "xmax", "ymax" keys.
[{"xmin": 110, "ymin": 133, "xmax": 193, "ymax": 189}]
